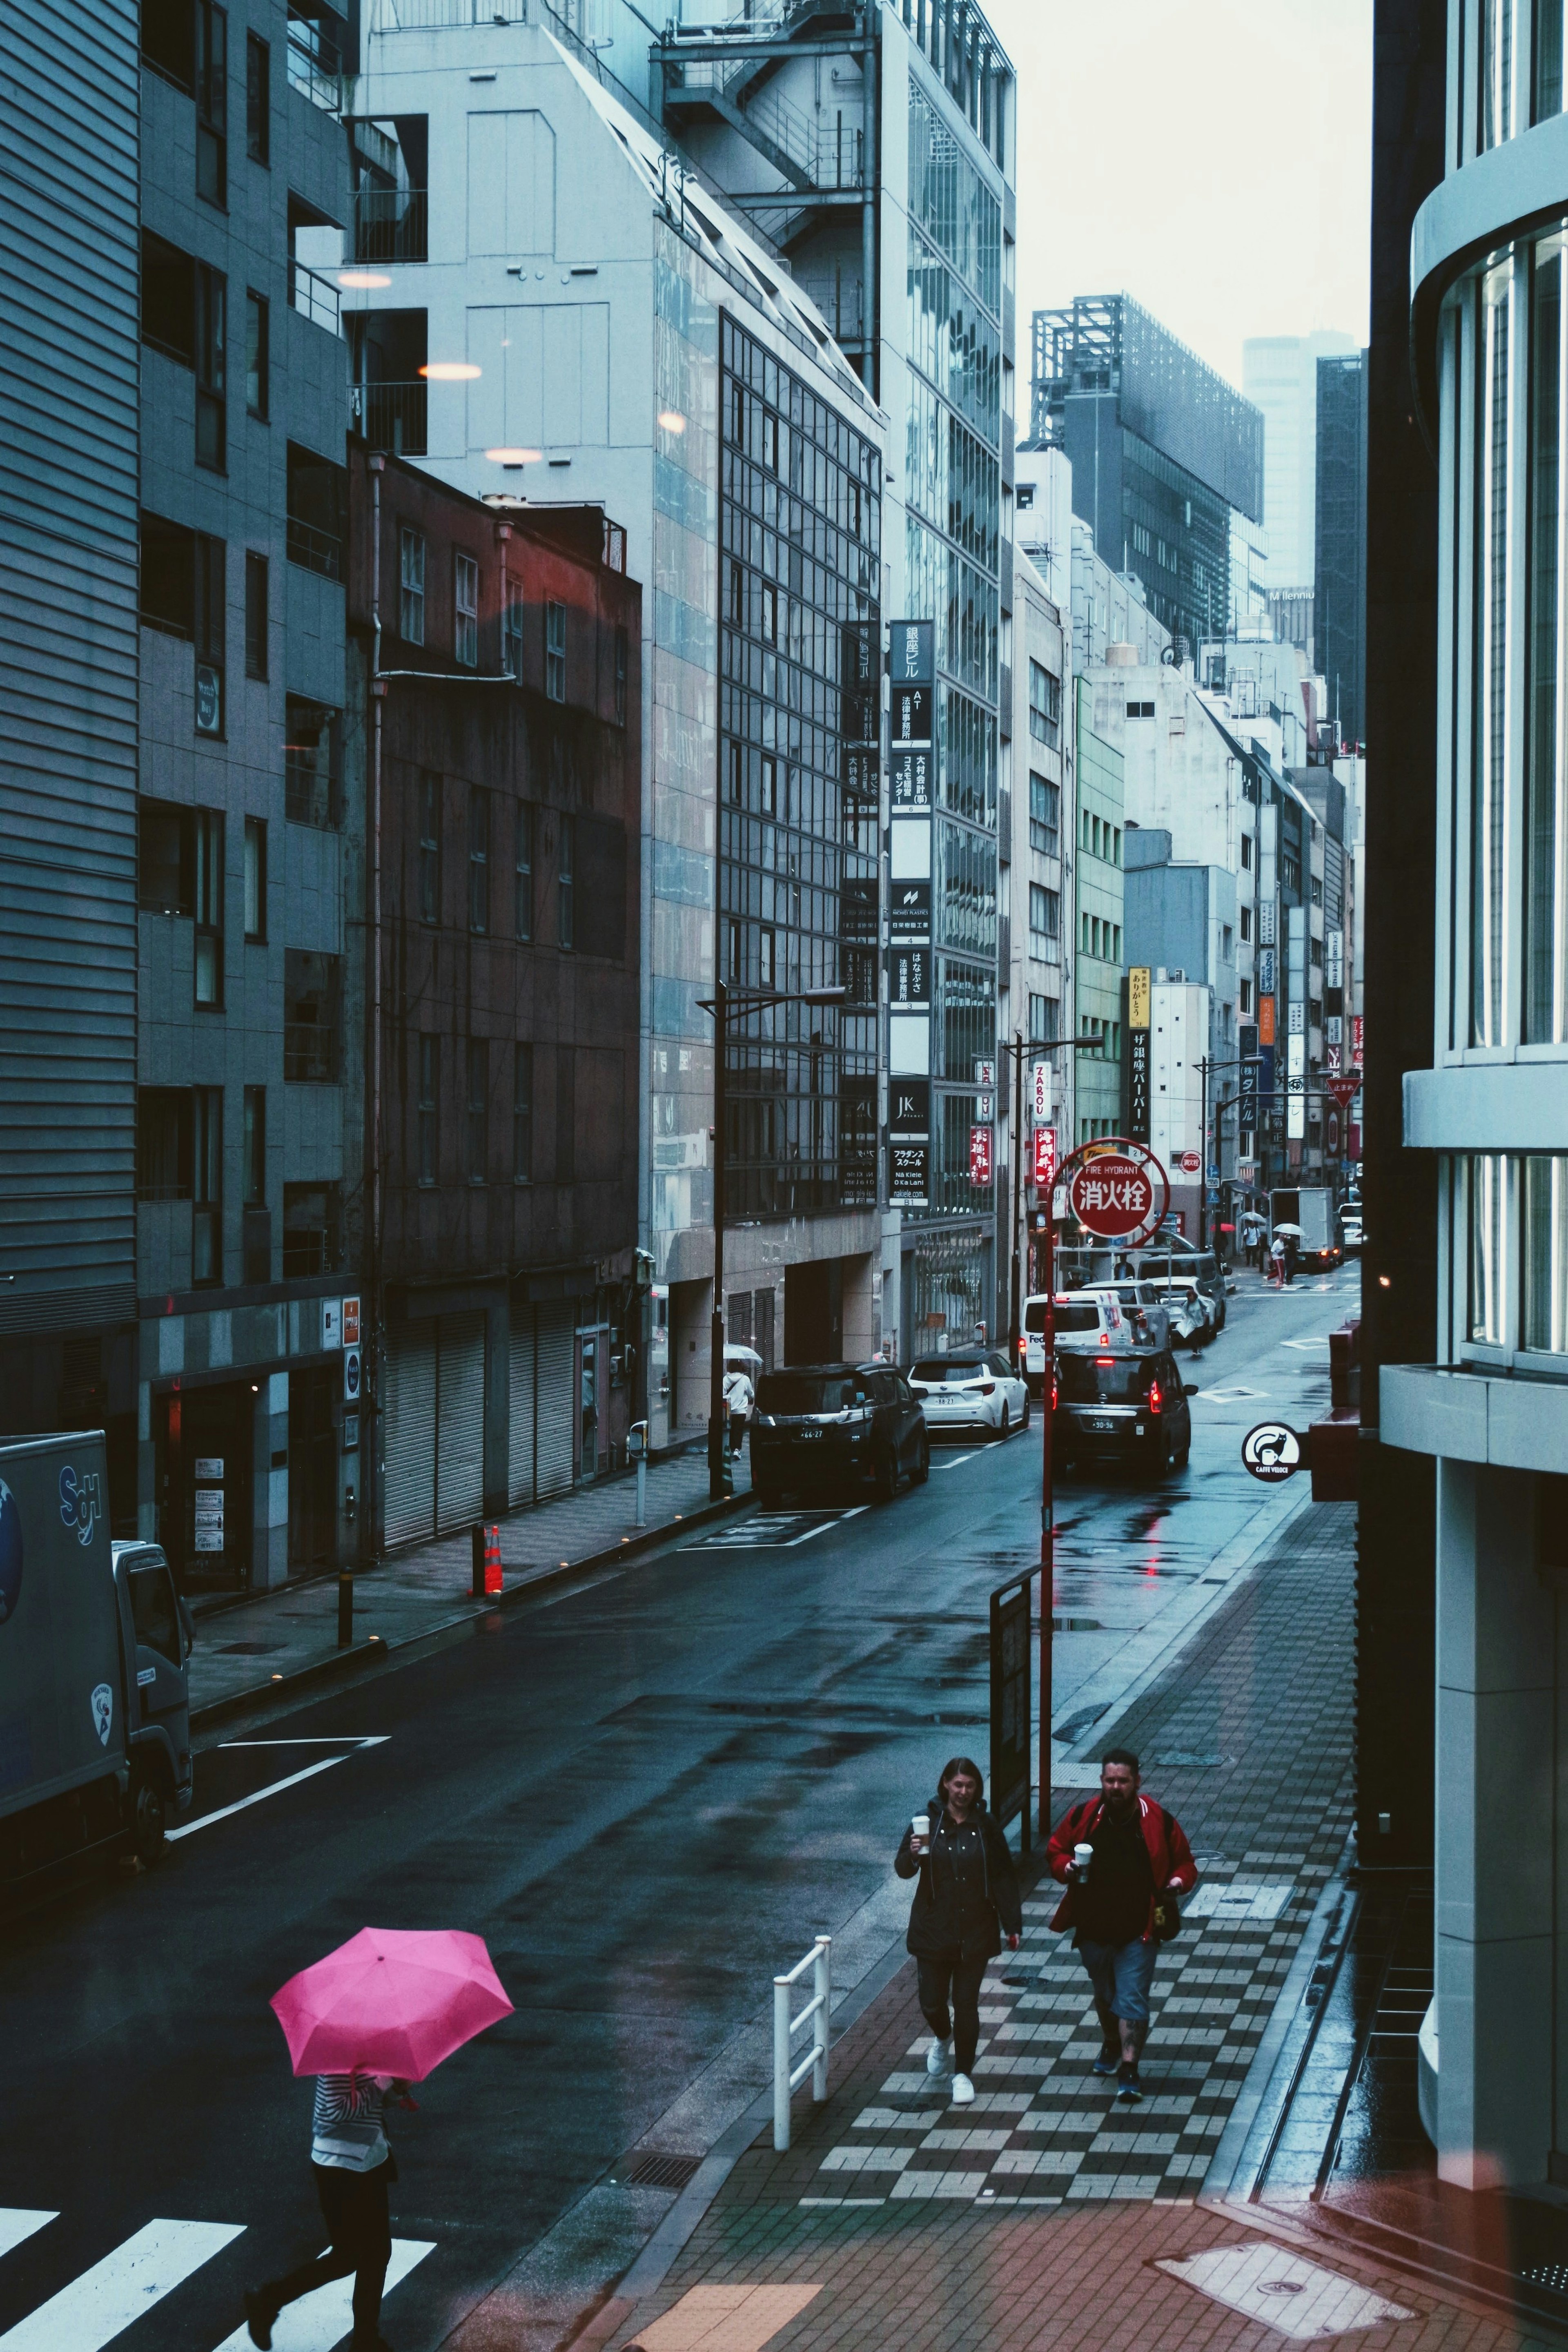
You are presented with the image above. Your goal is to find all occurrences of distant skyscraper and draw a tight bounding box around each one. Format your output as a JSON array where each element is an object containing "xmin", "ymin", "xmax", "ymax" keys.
[
  {"xmin": 1315, "ymin": 352, "xmax": 1368, "ymax": 747},
  {"xmin": 1242, "ymin": 330, "xmax": 1359, "ymax": 588}
]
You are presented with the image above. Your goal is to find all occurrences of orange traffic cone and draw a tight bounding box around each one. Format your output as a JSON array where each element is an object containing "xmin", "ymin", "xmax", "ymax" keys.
[{"xmin": 483, "ymin": 1522, "xmax": 503, "ymax": 1595}]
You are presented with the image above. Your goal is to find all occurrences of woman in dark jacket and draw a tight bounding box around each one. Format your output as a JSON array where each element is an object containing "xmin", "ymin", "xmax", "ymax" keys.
[{"xmin": 894, "ymin": 1755, "xmax": 1022, "ymax": 2106}]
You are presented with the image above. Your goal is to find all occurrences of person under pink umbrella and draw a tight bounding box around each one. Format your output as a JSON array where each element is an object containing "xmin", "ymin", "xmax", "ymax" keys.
[{"xmin": 243, "ymin": 1927, "xmax": 512, "ymax": 2352}]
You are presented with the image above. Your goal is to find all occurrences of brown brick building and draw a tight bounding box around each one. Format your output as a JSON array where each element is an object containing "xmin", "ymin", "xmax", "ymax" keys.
[{"xmin": 347, "ymin": 447, "xmax": 641, "ymax": 1545}]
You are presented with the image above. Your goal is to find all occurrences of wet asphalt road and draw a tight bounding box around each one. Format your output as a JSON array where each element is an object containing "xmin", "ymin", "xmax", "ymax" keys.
[{"xmin": 0, "ymin": 1264, "xmax": 1358, "ymax": 2351}]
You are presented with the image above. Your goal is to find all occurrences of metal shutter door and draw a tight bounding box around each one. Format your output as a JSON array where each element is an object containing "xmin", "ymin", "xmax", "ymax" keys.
[
  {"xmin": 383, "ymin": 1322, "xmax": 437, "ymax": 1547},
  {"xmin": 534, "ymin": 1301, "xmax": 575, "ymax": 1499},
  {"xmin": 508, "ymin": 1303, "xmax": 536, "ymax": 1507},
  {"xmin": 435, "ymin": 1311, "xmax": 486, "ymax": 1533}
]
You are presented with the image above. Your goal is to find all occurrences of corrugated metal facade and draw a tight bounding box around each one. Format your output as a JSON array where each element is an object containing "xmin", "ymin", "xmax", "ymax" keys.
[{"xmin": 0, "ymin": 0, "xmax": 139, "ymax": 1333}]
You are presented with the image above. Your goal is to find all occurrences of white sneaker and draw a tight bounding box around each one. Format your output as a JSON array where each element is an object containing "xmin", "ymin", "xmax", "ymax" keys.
[
  {"xmin": 951, "ymin": 2072, "xmax": 976, "ymax": 2106},
  {"xmin": 926, "ymin": 2036, "xmax": 952, "ymax": 2077}
]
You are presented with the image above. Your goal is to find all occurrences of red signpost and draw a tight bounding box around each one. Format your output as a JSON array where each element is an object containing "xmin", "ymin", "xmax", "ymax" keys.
[{"xmin": 1036, "ymin": 1138, "xmax": 1169, "ymax": 1834}]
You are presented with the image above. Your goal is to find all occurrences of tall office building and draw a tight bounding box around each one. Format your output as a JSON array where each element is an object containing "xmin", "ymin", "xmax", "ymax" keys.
[
  {"xmin": 1241, "ymin": 328, "xmax": 1358, "ymax": 589},
  {"xmin": 1314, "ymin": 349, "xmax": 1368, "ymax": 749},
  {"xmin": 1032, "ymin": 295, "xmax": 1265, "ymax": 658},
  {"xmin": 0, "ymin": 1, "xmax": 141, "ymax": 1515}
]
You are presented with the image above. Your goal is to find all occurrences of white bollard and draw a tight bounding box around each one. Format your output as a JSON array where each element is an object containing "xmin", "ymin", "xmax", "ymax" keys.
[
  {"xmin": 773, "ymin": 1935, "xmax": 832, "ymax": 2151},
  {"xmin": 812, "ymin": 1936, "xmax": 831, "ymax": 2102},
  {"xmin": 773, "ymin": 1974, "xmax": 793, "ymax": 2151}
]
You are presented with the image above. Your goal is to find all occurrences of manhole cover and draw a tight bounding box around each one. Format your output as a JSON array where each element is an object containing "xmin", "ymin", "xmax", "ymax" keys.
[{"xmin": 621, "ymin": 2151, "xmax": 702, "ymax": 2192}]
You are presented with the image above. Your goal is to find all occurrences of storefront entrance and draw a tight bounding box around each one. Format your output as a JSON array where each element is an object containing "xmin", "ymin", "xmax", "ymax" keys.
[{"xmin": 156, "ymin": 1381, "xmax": 254, "ymax": 1592}]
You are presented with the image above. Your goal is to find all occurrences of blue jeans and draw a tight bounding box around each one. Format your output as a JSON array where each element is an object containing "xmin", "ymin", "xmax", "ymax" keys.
[{"xmin": 1077, "ymin": 1935, "xmax": 1158, "ymax": 2046}]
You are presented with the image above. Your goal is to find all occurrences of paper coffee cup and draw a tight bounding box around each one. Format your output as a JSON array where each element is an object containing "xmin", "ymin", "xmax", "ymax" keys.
[
  {"xmin": 1073, "ymin": 1841, "xmax": 1094, "ymax": 1871},
  {"xmin": 912, "ymin": 1814, "xmax": 930, "ymax": 1840}
]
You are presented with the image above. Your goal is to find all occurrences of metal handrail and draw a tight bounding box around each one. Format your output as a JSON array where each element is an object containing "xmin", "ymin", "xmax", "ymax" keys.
[
  {"xmin": 290, "ymin": 259, "xmax": 341, "ymax": 335},
  {"xmin": 772, "ymin": 1933, "xmax": 830, "ymax": 2151}
]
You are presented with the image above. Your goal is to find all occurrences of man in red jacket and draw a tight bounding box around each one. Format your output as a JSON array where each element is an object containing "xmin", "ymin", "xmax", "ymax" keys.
[{"xmin": 1047, "ymin": 1748, "xmax": 1197, "ymax": 2105}]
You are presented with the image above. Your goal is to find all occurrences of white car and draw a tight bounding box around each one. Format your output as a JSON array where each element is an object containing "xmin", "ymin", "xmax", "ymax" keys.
[
  {"xmin": 1022, "ymin": 1291, "xmax": 1125, "ymax": 1390},
  {"xmin": 910, "ymin": 1350, "xmax": 1031, "ymax": 1438}
]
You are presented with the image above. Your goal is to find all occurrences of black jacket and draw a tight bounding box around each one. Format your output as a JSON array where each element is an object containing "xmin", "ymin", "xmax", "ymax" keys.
[{"xmin": 895, "ymin": 1795, "xmax": 1023, "ymax": 1960}]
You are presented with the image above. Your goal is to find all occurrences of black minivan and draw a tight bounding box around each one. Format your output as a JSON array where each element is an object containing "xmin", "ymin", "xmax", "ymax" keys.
[
  {"xmin": 750, "ymin": 1362, "xmax": 930, "ymax": 1504},
  {"xmin": 1053, "ymin": 1344, "xmax": 1196, "ymax": 1478}
]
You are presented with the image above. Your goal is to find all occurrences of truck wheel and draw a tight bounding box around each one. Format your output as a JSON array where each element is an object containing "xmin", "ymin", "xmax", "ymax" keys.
[{"xmin": 129, "ymin": 1768, "xmax": 167, "ymax": 1866}]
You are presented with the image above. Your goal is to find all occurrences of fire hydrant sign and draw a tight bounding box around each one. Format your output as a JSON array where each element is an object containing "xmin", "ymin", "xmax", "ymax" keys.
[{"xmin": 1064, "ymin": 1139, "xmax": 1168, "ymax": 1247}]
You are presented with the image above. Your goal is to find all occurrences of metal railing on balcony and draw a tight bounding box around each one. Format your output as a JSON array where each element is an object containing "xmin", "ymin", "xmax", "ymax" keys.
[
  {"xmin": 290, "ymin": 258, "xmax": 341, "ymax": 335},
  {"xmin": 369, "ymin": 0, "xmax": 526, "ymax": 25},
  {"xmin": 353, "ymin": 185, "xmax": 429, "ymax": 264},
  {"xmin": 284, "ymin": 1021, "xmax": 340, "ymax": 1083},
  {"xmin": 350, "ymin": 379, "xmax": 429, "ymax": 456},
  {"xmin": 287, "ymin": 11, "xmax": 342, "ymax": 111},
  {"xmin": 286, "ymin": 514, "xmax": 343, "ymax": 580}
]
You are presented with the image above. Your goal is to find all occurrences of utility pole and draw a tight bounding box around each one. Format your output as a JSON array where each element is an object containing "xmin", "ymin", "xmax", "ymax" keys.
[
  {"xmin": 708, "ymin": 977, "xmax": 730, "ymax": 1503},
  {"xmin": 1009, "ymin": 1028, "xmax": 1024, "ymax": 1358}
]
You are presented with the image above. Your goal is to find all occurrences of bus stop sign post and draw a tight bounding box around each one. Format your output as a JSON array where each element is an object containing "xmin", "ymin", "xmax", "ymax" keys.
[{"xmin": 1036, "ymin": 1139, "xmax": 1170, "ymax": 1834}]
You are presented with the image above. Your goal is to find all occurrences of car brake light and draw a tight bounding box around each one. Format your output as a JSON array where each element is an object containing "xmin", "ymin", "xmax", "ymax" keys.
[
  {"xmin": 1094, "ymin": 1355, "xmax": 1116, "ymax": 1366},
  {"xmin": 1148, "ymin": 1379, "xmax": 1163, "ymax": 1415},
  {"xmin": 980, "ymin": 1381, "xmax": 995, "ymax": 1395}
]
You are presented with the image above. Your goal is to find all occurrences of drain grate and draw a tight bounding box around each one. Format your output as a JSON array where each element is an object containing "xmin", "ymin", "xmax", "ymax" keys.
[{"xmin": 621, "ymin": 2151, "xmax": 702, "ymax": 2193}]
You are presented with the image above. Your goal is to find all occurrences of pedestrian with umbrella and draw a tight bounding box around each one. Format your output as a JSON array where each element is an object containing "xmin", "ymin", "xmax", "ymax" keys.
[{"xmin": 243, "ymin": 1927, "xmax": 512, "ymax": 2351}]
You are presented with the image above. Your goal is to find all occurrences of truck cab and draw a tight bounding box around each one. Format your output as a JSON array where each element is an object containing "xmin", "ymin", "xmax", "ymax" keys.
[{"xmin": 111, "ymin": 1541, "xmax": 195, "ymax": 1855}]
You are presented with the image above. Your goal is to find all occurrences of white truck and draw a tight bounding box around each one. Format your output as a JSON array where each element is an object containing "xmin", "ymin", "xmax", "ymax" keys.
[
  {"xmin": 1270, "ymin": 1187, "xmax": 1342, "ymax": 1273},
  {"xmin": 0, "ymin": 1431, "xmax": 194, "ymax": 1885}
]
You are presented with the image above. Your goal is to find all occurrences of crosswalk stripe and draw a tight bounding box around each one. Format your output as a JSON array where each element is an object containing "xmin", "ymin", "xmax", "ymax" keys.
[
  {"xmin": 0, "ymin": 2219, "xmax": 244, "ymax": 2350},
  {"xmin": 0, "ymin": 2217, "xmax": 56, "ymax": 2263},
  {"xmin": 209, "ymin": 2238, "xmax": 434, "ymax": 2351}
]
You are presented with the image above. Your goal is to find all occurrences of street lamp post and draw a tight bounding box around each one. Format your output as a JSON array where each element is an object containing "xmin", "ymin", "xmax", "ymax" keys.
[{"xmin": 699, "ymin": 980, "xmax": 846, "ymax": 1503}]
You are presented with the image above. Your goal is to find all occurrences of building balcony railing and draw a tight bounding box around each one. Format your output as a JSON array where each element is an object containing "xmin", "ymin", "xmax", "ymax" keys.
[
  {"xmin": 286, "ymin": 514, "xmax": 343, "ymax": 580},
  {"xmin": 285, "ymin": 1022, "xmax": 339, "ymax": 1083},
  {"xmin": 353, "ymin": 185, "xmax": 429, "ymax": 263},
  {"xmin": 350, "ymin": 379, "xmax": 429, "ymax": 456},
  {"xmin": 290, "ymin": 258, "xmax": 341, "ymax": 335},
  {"xmin": 287, "ymin": 12, "xmax": 342, "ymax": 111},
  {"xmin": 368, "ymin": 0, "xmax": 526, "ymax": 25}
]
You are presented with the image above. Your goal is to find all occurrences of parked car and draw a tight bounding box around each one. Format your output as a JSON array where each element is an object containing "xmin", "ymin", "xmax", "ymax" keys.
[
  {"xmin": 1099, "ymin": 1280, "xmax": 1171, "ymax": 1351},
  {"xmin": 1053, "ymin": 1344, "xmax": 1197, "ymax": 1479},
  {"xmin": 910, "ymin": 1351, "xmax": 1030, "ymax": 1439},
  {"xmin": 750, "ymin": 1362, "xmax": 929, "ymax": 1504},
  {"xmin": 1340, "ymin": 1212, "xmax": 1364, "ymax": 1254}
]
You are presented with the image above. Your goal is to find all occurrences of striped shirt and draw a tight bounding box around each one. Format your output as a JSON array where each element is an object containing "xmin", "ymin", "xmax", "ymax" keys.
[{"xmin": 311, "ymin": 2073, "xmax": 393, "ymax": 2172}]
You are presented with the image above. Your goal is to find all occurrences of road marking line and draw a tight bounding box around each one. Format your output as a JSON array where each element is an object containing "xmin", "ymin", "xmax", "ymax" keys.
[
  {"xmin": 940, "ymin": 1452, "xmax": 978, "ymax": 1469},
  {"xmin": 0, "ymin": 2219, "xmax": 244, "ymax": 2350},
  {"xmin": 208, "ymin": 2238, "xmax": 434, "ymax": 2352},
  {"xmin": 218, "ymin": 1737, "xmax": 392, "ymax": 1748},
  {"xmin": 784, "ymin": 1507, "xmax": 867, "ymax": 1545},
  {"xmin": 169, "ymin": 1738, "xmax": 388, "ymax": 1841},
  {"xmin": 0, "ymin": 2216, "xmax": 55, "ymax": 2263}
]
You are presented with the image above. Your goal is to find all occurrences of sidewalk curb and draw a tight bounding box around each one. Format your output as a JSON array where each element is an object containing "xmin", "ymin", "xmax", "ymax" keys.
[{"xmin": 189, "ymin": 1487, "xmax": 752, "ymax": 1736}]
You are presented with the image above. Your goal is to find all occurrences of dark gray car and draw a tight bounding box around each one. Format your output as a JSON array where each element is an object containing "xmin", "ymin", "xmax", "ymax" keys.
[
  {"xmin": 751, "ymin": 1362, "xmax": 930, "ymax": 1504},
  {"xmin": 1052, "ymin": 1344, "xmax": 1197, "ymax": 1478}
]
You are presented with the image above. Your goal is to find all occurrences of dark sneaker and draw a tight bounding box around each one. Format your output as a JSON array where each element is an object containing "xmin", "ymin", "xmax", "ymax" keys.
[
  {"xmin": 1092, "ymin": 2045, "xmax": 1120, "ymax": 2076},
  {"xmin": 1116, "ymin": 2064, "xmax": 1143, "ymax": 2105},
  {"xmin": 243, "ymin": 2292, "xmax": 276, "ymax": 2350}
]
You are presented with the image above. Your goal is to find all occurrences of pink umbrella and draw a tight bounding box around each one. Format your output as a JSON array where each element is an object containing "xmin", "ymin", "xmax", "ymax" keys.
[{"xmin": 271, "ymin": 1927, "xmax": 513, "ymax": 2081}]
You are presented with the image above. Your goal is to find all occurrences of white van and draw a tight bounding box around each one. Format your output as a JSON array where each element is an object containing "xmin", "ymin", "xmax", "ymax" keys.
[{"xmin": 1021, "ymin": 1290, "xmax": 1125, "ymax": 1392}]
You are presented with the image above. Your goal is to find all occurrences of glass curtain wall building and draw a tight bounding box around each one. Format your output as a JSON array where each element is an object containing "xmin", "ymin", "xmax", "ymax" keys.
[{"xmin": 1384, "ymin": 0, "xmax": 1568, "ymax": 2194}]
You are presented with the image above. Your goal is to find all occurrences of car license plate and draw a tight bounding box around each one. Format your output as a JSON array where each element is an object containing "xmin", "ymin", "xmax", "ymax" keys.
[
  {"xmin": 1082, "ymin": 1416, "xmax": 1115, "ymax": 1433},
  {"xmin": 797, "ymin": 1427, "xmax": 822, "ymax": 1440}
]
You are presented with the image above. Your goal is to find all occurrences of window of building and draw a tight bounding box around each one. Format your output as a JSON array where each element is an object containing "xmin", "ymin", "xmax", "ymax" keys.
[
  {"xmin": 1311, "ymin": 876, "xmax": 1324, "ymax": 907},
  {"xmin": 141, "ymin": 231, "xmax": 196, "ymax": 364},
  {"xmin": 136, "ymin": 1088, "xmax": 192, "ymax": 1200},
  {"xmin": 243, "ymin": 1084, "xmax": 265, "ymax": 1211},
  {"xmin": 1029, "ymin": 882, "xmax": 1060, "ymax": 947},
  {"xmin": 194, "ymin": 808, "xmax": 223, "ymax": 1005},
  {"xmin": 504, "ymin": 588, "xmax": 524, "ymax": 681},
  {"xmin": 760, "ymin": 582, "xmax": 777, "ymax": 643},
  {"xmin": 454, "ymin": 551, "xmax": 479, "ymax": 667},
  {"xmin": 1469, "ymin": 1153, "xmax": 1508, "ymax": 1344},
  {"xmin": 514, "ymin": 801, "xmax": 534, "ymax": 941},
  {"xmin": 285, "ymin": 698, "xmax": 339, "ymax": 827},
  {"xmin": 1221, "ymin": 924, "xmax": 1233, "ymax": 960},
  {"xmin": 244, "ymin": 551, "xmax": 267, "ymax": 679},
  {"xmin": 1028, "ymin": 660, "xmax": 1060, "ymax": 749},
  {"xmin": 546, "ymin": 600, "xmax": 566, "ymax": 701},
  {"xmin": 283, "ymin": 950, "xmax": 341, "ymax": 1081},
  {"xmin": 138, "ymin": 802, "xmax": 194, "ymax": 914},
  {"xmin": 557, "ymin": 812, "xmax": 575, "ymax": 948},
  {"xmin": 243, "ymin": 816, "xmax": 265, "ymax": 941},
  {"xmin": 1028, "ymin": 992, "xmax": 1049, "ymax": 1045},
  {"xmin": 1028, "ymin": 774, "xmax": 1059, "ymax": 856},
  {"xmin": 193, "ymin": 1086, "xmax": 222, "ymax": 1283},
  {"xmin": 418, "ymin": 771, "xmax": 440, "ymax": 923},
  {"xmin": 286, "ymin": 442, "xmax": 346, "ymax": 579},
  {"xmin": 192, "ymin": 531, "xmax": 225, "ymax": 736},
  {"xmin": 1309, "ymin": 996, "xmax": 1323, "ymax": 1028},
  {"xmin": 196, "ymin": 0, "xmax": 227, "ymax": 208},
  {"xmin": 468, "ymin": 788, "xmax": 490, "ymax": 933},
  {"xmin": 761, "ymin": 754, "xmax": 777, "ymax": 817},
  {"xmin": 417, "ymin": 1036, "xmax": 438, "ymax": 1184},
  {"xmin": 465, "ymin": 1039, "xmax": 488, "ymax": 1184},
  {"xmin": 614, "ymin": 624, "xmax": 628, "ymax": 726},
  {"xmin": 1241, "ymin": 832, "xmax": 1253, "ymax": 869},
  {"xmin": 282, "ymin": 1183, "xmax": 341, "ymax": 1277},
  {"xmin": 1479, "ymin": 0, "xmax": 1512, "ymax": 149},
  {"xmin": 399, "ymin": 526, "xmax": 426, "ymax": 643},
  {"xmin": 1240, "ymin": 978, "xmax": 1252, "ymax": 1013},
  {"xmin": 1529, "ymin": 229, "xmax": 1568, "ymax": 1039},
  {"xmin": 245, "ymin": 30, "xmax": 269, "ymax": 163},
  {"xmin": 513, "ymin": 1043, "xmax": 532, "ymax": 1182},
  {"xmin": 1240, "ymin": 905, "xmax": 1252, "ymax": 943},
  {"xmin": 555, "ymin": 1046, "xmax": 575, "ymax": 1182},
  {"xmin": 143, "ymin": 0, "xmax": 195, "ymax": 90},
  {"xmin": 246, "ymin": 290, "xmax": 268, "ymax": 419}
]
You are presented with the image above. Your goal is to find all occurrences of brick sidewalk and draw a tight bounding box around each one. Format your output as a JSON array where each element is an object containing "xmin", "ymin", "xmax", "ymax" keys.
[
  {"xmin": 188, "ymin": 1440, "xmax": 749, "ymax": 1719},
  {"xmin": 594, "ymin": 1505, "xmax": 1555, "ymax": 2352}
]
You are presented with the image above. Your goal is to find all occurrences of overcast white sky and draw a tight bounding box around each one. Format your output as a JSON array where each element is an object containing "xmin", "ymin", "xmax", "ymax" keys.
[{"xmin": 981, "ymin": 0, "xmax": 1373, "ymax": 395}]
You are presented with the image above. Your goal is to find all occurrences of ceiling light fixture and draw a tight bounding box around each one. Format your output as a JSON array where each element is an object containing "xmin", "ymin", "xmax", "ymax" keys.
[
  {"xmin": 485, "ymin": 446, "xmax": 543, "ymax": 464},
  {"xmin": 338, "ymin": 270, "xmax": 392, "ymax": 289},
  {"xmin": 421, "ymin": 361, "xmax": 481, "ymax": 381},
  {"xmin": 657, "ymin": 409, "xmax": 687, "ymax": 433}
]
